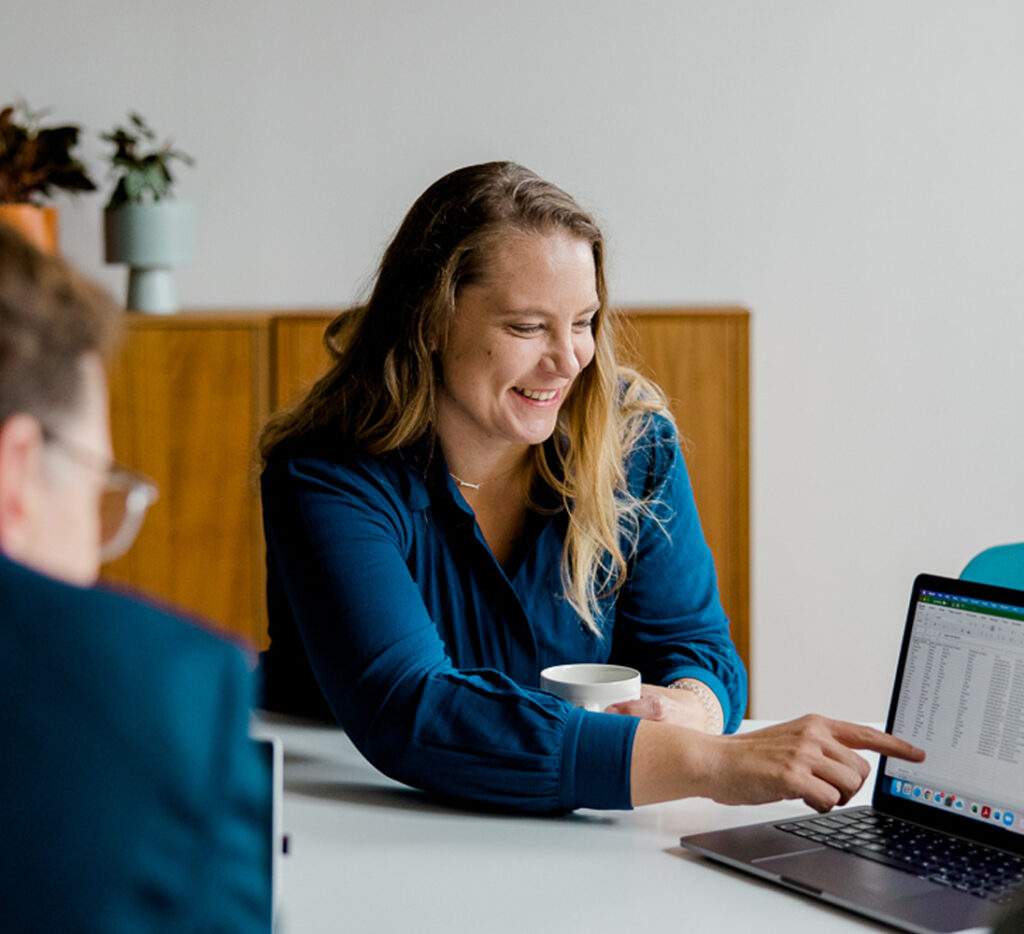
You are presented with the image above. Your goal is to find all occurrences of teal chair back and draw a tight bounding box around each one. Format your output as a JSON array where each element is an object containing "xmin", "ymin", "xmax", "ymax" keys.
[{"xmin": 960, "ymin": 543, "xmax": 1024, "ymax": 590}]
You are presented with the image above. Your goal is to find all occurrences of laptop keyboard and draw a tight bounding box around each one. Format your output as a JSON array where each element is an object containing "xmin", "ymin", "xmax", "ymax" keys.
[{"xmin": 777, "ymin": 808, "xmax": 1024, "ymax": 904}]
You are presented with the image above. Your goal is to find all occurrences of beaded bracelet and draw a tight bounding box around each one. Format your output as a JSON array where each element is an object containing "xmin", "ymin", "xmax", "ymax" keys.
[{"xmin": 667, "ymin": 679, "xmax": 724, "ymax": 734}]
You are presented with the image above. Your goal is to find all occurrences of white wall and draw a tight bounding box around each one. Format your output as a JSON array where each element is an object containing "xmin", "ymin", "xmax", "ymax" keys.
[{"xmin": 6, "ymin": 1, "xmax": 1023, "ymax": 720}]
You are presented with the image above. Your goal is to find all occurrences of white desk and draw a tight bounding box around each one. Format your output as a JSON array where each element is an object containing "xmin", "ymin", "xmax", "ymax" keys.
[{"xmin": 254, "ymin": 715, "xmax": 894, "ymax": 934}]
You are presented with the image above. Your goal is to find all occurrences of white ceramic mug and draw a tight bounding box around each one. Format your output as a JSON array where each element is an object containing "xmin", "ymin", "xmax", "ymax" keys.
[{"xmin": 539, "ymin": 663, "xmax": 641, "ymax": 712}]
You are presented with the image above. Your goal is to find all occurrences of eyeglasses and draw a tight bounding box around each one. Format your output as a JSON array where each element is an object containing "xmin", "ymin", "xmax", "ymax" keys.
[{"xmin": 40, "ymin": 428, "xmax": 159, "ymax": 563}]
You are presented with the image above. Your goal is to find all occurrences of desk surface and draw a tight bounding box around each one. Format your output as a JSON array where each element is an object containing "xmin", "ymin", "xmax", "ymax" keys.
[{"xmin": 253, "ymin": 716, "xmax": 894, "ymax": 934}]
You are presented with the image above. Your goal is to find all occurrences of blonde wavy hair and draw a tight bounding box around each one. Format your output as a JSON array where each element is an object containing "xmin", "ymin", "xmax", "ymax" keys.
[{"xmin": 260, "ymin": 162, "xmax": 670, "ymax": 634}]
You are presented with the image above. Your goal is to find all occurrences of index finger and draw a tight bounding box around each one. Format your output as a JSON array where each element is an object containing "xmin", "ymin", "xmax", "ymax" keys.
[{"xmin": 829, "ymin": 721, "xmax": 926, "ymax": 762}]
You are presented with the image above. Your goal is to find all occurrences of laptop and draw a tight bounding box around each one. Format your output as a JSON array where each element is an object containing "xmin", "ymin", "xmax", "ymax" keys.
[
  {"xmin": 251, "ymin": 732, "xmax": 285, "ymax": 932},
  {"xmin": 680, "ymin": 573, "xmax": 1024, "ymax": 934}
]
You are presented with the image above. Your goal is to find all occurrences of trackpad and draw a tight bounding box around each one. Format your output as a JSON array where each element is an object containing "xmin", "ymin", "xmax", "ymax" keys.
[{"xmin": 756, "ymin": 847, "xmax": 935, "ymax": 904}]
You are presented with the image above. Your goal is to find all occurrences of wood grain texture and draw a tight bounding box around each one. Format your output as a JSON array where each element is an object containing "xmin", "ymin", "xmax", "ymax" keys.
[
  {"xmin": 271, "ymin": 314, "xmax": 339, "ymax": 410},
  {"xmin": 104, "ymin": 317, "xmax": 270, "ymax": 647},
  {"xmin": 619, "ymin": 309, "xmax": 750, "ymax": 683}
]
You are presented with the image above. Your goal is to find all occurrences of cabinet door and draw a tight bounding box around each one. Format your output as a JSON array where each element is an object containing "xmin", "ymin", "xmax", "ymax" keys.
[
  {"xmin": 620, "ymin": 310, "xmax": 750, "ymax": 681},
  {"xmin": 272, "ymin": 315, "xmax": 338, "ymax": 410},
  {"xmin": 104, "ymin": 318, "xmax": 271, "ymax": 648}
]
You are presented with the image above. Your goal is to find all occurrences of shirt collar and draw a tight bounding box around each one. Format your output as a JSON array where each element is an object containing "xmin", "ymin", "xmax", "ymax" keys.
[{"xmin": 394, "ymin": 436, "xmax": 476, "ymax": 520}]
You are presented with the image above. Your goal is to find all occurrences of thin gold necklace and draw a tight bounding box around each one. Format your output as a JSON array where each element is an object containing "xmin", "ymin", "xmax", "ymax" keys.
[{"xmin": 449, "ymin": 462, "xmax": 522, "ymax": 491}]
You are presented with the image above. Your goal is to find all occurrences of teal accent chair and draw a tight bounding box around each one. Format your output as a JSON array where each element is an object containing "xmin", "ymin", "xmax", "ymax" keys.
[{"xmin": 960, "ymin": 543, "xmax": 1024, "ymax": 590}]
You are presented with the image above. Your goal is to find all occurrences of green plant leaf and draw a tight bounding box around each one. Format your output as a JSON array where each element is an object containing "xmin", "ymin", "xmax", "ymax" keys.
[{"xmin": 101, "ymin": 112, "xmax": 192, "ymax": 207}]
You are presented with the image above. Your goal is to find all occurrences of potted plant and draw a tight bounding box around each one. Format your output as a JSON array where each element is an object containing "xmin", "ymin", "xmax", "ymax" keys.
[
  {"xmin": 102, "ymin": 112, "xmax": 195, "ymax": 313},
  {"xmin": 0, "ymin": 101, "xmax": 96, "ymax": 254}
]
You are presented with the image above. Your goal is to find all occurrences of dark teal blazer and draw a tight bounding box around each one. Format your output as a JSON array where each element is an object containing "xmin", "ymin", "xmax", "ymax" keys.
[{"xmin": 0, "ymin": 554, "xmax": 270, "ymax": 932}]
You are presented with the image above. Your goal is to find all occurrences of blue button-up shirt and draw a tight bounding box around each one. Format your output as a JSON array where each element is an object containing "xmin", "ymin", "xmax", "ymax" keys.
[{"xmin": 260, "ymin": 412, "xmax": 747, "ymax": 813}]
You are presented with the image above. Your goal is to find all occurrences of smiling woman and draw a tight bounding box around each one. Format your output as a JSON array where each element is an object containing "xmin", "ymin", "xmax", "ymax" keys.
[
  {"xmin": 256, "ymin": 161, "xmax": 922, "ymax": 815},
  {"xmin": 258, "ymin": 162, "xmax": 662, "ymax": 640},
  {"xmin": 434, "ymin": 231, "xmax": 598, "ymax": 568},
  {"xmin": 437, "ymin": 231, "xmax": 598, "ymax": 459}
]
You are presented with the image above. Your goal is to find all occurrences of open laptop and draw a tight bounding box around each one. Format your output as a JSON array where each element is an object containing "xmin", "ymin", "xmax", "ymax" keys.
[{"xmin": 680, "ymin": 573, "xmax": 1024, "ymax": 934}]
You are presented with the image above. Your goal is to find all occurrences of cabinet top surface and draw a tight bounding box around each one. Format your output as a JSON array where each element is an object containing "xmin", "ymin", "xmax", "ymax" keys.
[{"xmin": 123, "ymin": 306, "xmax": 750, "ymax": 329}]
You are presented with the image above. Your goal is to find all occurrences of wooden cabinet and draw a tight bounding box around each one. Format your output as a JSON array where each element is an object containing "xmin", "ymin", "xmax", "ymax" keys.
[
  {"xmin": 620, "ymin": 310, "xmax": 750, "ymax": 674},
  {"xmin": 104, "ymin": 316, "xmax": 272, "ymax": 646},
  {"xmin": 104, "ymin": 308, "xmax": 750, "ymax": 690}
]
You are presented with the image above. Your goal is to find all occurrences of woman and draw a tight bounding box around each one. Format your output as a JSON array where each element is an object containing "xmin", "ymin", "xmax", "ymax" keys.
[{"xmin": 259, "ymin": 162, "xmax": 922, "ymax": 814}]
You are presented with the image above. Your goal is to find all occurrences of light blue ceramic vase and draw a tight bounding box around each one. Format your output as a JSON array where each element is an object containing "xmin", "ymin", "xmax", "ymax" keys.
[{"xmin": 104, "ymin": 202, "xmax": 195, "ymax": 314}]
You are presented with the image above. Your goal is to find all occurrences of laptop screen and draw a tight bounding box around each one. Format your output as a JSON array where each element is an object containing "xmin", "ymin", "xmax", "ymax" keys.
[{"xmin": 879, "ymin": 574, "xmax": 1024, "ymax": 845}]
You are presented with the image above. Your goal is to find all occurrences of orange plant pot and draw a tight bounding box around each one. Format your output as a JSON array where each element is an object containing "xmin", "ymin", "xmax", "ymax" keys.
[{"xmin": 0, "ymin": 204, "xmax": 59, "ymax": 254}]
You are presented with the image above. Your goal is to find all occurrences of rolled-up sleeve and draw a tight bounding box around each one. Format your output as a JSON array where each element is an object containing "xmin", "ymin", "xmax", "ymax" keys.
[
  {"xmin": 610, "ymin": 415, "xmax": 748, "ymax": 733},
  {"xmin": 262, "ymin": 456, "xmax": 638, "ymax": 813}
]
